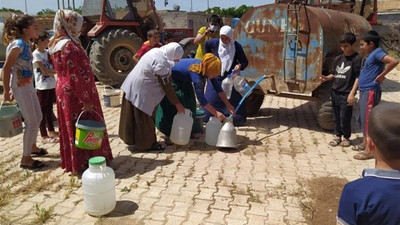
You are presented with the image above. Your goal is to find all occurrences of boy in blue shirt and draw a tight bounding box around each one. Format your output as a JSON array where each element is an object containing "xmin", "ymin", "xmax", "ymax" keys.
[
  {"xmin": 352, "ymin": 30, "xmax": 398, "ymax": 160},
  {"xmin": 321, "ymin": 32, "xmax": 361, "ymax": 147},
  {"xmin": 337, "ymin": 102, "xmax": 400, "ymax": 225}
]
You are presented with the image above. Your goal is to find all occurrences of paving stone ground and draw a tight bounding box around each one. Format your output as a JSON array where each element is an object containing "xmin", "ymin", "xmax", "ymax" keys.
[{"xmin": 1, "ymin": 69, "xmax": 399, "ymax": 225}]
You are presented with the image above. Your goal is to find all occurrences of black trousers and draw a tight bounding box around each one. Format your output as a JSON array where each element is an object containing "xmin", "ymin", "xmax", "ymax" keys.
[{"xmin": 331, "ymin": 90, "xmax": 353, "ymax": 139}]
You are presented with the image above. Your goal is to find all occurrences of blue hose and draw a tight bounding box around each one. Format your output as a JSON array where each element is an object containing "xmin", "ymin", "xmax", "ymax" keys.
[{"xmin": 229, "ymin": 75, "xmax": 268, "ymax": 118}]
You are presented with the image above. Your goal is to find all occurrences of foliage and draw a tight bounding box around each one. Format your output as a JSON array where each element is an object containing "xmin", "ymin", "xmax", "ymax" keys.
[
  {"xmin": 36, "ymin": 7, "xmax": 82, "ymax": 16},
  {"xmin": 0, "ymin": 7, "xmax": 23, "ymax": 14},
  {"xmin": 204, "ymin": 5, "xmax": 253, "ymax": 18}
]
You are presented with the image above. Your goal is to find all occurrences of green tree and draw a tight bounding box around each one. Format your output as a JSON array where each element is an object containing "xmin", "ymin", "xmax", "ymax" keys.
[
  {"xmin": 0, "ymin": 7, "xmax": 24, "ymax": 13},
  {"xmin": 204, "ymin": 5, "xmax": 253, "ymax": 18},
  {"xmin": 37, "ymin": 8, "xmax": 57, "ymax": 16}
]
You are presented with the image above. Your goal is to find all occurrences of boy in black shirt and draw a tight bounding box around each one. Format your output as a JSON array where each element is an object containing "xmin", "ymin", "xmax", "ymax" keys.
[{"xmin": 321, "ymin": 32, "xmax": 362, "ymax": 147}]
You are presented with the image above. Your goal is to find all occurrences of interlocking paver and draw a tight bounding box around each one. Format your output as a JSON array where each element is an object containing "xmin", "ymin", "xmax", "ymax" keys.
[{"xmin": 1, "ymin": 69, "xmax": 399, "ymax": 224}]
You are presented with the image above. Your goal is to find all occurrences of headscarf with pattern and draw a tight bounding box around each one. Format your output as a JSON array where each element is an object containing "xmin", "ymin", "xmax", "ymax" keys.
[
  {"xmin": 189, "ymin": 53, "xmax": 221, "ymax": 76},
  {"xmin": 49, "ymin": 9, "xmax": 83, "ymax": 53}
]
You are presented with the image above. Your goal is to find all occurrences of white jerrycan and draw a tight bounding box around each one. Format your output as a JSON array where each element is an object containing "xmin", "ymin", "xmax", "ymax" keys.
[
  {"xmin": 170, "ymin": 108, "xmax": 193, "ymax": 145},
  {"xmin": 82, "ymin": 156, "xmax": 116, "ymax": 216},
  {"xmin": 205, "ymin": 116, "xmax": 222, "ymax": 146}
]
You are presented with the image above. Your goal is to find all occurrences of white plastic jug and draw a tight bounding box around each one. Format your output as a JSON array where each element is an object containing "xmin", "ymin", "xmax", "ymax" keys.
[
  {"xmin": 170, "ymin": 108, "xmax": 194, "ymax": 145},
  {"xmin": 233, "ymin": 75, "xmax": 252, "ymax": 97},
  {"xmin": 82, "ymin": 156, "xmax": 116, "ymax": 216},
  {"xmin": 221, "ymin": 75, "xmax": 234, "ymax": 99},
  {"xmin": 205, "ymin": 116, "xmax": 222, "ymax": 146}
]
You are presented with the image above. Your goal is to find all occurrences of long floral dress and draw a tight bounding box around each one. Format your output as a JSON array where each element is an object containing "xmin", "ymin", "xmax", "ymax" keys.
[{"xmin": 51, "ymin": 41, "xmax": 113, "ymax": 173}]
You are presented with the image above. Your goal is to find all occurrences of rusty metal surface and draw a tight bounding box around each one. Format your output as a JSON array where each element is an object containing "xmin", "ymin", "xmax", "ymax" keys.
[{"xmin": 235, "ymin": 3, "xmax": 371, "ymax": 96}]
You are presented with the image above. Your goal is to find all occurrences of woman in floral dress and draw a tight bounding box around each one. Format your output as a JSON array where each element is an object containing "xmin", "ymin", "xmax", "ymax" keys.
[{"xmin": 49, "ymin": 10, "xmax": 113, "ymax": 174}]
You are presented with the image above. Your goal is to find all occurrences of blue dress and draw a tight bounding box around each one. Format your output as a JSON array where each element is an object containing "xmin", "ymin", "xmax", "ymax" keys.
[
  {"xmin": 155, "ymin": 58, "xmax": 223, "ymax": 136},
  {"xmin": 204, "ymin": 38, "xmax": 249, "ymax": 125}
]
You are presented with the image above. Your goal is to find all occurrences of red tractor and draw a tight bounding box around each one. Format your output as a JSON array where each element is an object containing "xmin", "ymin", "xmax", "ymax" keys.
[{"xmin": 80, "ymin": 0, "xmax": 193, "ymax": 86}]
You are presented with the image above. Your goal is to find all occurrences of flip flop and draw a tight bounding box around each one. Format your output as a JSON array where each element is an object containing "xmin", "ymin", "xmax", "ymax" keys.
[
  {"xmin": 31, "ymin": 148, "xmax": 48, "ymax": 156},
  {"xmin": 20, "ymin": 160, "xmax": 46, "ymax": 170},
  {"xmin": 353, "ymin": 152, "xmax": 374, "ymax": 160},
  {"xmin": 352, "ymin": 144, "xmax": 366, "ymax": 151}
]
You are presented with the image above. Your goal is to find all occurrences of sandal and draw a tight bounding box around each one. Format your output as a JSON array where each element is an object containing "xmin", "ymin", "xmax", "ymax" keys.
[
  {"xmin": 31, "ymin": 148, "xmax": 48, "ymax": 156},
  {"xmin": 41, "ymin": 137, "xmax": 59, "ymax": 144},
  {"xmin": 340, "ymin": 139, "xmax": 351, "ymax": 147},
  {"xmin": 329, "ymin": 137, "xmax": 342, "ymax": 147},
  {"xmin": 352, "ymin": 144, "xmax": 366, "ymax": 151},
  {"xmin": 353, "ymin": 152, "xmax": 374, "ymax": 160},
  {"xmin": 163, "ymin": 137, "xmax": 174, "ymax": 146},
  {"xmin": 20, "ymin": 160, "xmax": 46, "ymax": 170}
]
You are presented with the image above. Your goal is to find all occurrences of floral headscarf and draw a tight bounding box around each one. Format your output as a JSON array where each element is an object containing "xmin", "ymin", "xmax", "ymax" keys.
[
  {"xmin": 189, "ymin": 53, "xmax": 221, "ymax": 76},
  {"xmin": 51, "ymin": 9, "xmax": 83, "ymax": 48},
  {"xmin": 218, "ymin": 25, "xmax": 236, "ymax": 75}
]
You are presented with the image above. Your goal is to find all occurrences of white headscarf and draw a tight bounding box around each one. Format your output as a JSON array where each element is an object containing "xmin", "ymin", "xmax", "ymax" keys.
[
  {"xmin": 160, "ymin": 42, "xmax": 184, "ymax": 67},
  {"xmin": 50, "ymin": 10, "xmax": 83, "ymax": 54},
  {"xmin": 218, "ymin": 25, "xmax": 236, "ymax": 75}
]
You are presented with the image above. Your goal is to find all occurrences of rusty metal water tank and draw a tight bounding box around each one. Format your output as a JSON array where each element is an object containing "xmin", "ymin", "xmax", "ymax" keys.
[{"xmin": 235, "ymin": 3, "xmax": 371, "ymax": 96}]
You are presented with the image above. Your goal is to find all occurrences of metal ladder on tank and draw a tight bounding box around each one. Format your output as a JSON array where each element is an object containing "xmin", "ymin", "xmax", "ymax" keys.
[{"xmin": 283, "ymin": 1, "xmax": 302, "ymax": 87}]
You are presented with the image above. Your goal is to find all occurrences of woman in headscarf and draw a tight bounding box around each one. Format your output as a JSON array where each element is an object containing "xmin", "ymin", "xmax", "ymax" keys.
[
  {"xmin": 155, "ymin": 53, "xmax": 235, "ymax": 143},
  {"xmin": 204, "ymin": 25, "xmax": 248, "ymax": 126},
  {"xmin": 119, "ymin": 42, "xmax": 185, "ymax": 151},
  {"xmin": 48, "ymin": 10, "xmax": 113, "ymax": 174}
]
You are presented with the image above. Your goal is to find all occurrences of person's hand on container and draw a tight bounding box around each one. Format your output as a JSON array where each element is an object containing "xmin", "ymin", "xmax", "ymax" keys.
[{"xmin": 175, "ymin": 103, "xmax": 185, "ymax": 114}]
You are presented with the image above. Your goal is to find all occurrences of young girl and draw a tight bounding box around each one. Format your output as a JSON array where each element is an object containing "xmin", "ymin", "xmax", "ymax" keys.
[
  {"xmin": 33, "ymin": 30, "xmax": 59, "ymax": 143},
  {"xmin": 1, "ymin": 14, "xmax": 46, "ymax": 169}
]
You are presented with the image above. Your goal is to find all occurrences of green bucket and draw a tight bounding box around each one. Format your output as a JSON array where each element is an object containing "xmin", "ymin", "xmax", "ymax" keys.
[
  {"xmin": 0, "ymin": 101, "xmax": 23, "ymax": 138},
  {"xmin": 75, "ymin": 111, "xmax": 106, "ymax": 150}
]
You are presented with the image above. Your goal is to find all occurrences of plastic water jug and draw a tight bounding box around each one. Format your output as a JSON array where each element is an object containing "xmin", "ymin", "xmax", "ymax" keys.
[
  {"xmin": 205, "ymin": 116, "xmax": 222, "ymax": 146},
  {"xmin": 221, "ymin": 75, "xmax": 234, "ymax": 99},
  {"xmin": 233, "ymin": 75, "xmax": 252, "ymax": 97},
  {"xmin": 82, "ymin": 156, "xmax": 116, "ymax": 216},
  {"xmin": 170, "ymin": 108, "xmax": 194, "ymax": 145}
]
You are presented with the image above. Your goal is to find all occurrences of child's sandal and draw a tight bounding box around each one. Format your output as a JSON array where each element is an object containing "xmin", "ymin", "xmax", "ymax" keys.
[{"xmin": 329, "ymin": 138, "xmax": 342, "ymax": 147}]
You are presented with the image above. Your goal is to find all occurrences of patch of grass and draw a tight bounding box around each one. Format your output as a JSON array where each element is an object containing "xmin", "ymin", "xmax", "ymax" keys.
[
  {"xmin": 0, "ymin": 185, "xmax": 12, "ymax": 208},
  {"xmin": 121, "ymin": 186, "xmax": 131, "ymax": 193},
  {"xmin": 34, "ymin": 203, "xmax": 55, "ymax": 224},
  {"xmin": 64, "ymin": 176, "xmax": 80, "ymax": 199},
  {"xmin": 248, "ymin": 193, "xmax": 262, "ymax": 203}
]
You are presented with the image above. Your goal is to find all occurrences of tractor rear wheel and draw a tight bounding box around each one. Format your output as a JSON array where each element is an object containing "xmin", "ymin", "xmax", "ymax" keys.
[{"xmin": 90, "ymin": 29, "xmax": 142, "ymax": 86}]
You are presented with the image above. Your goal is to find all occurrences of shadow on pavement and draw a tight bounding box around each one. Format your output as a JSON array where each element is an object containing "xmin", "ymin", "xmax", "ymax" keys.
[
  {"xmin": 104, "ymin": 200, "xmax": 139, "ymax": 217},
  {"xmin": 111, "ymin": 155, "xmax": 173, "ymax": 179}
]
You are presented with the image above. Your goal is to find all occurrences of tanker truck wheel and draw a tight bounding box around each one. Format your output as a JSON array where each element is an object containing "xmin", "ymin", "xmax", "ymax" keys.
[
  {"xmin": 179, "ymin": 37, "xmax": 197, "ymax": 58},
  {"xmin": 246, "ymin": 91, "xmax": 265, "ymax": 115},
  {"xmin": 317, "ymin": 100, "xmax": 334, "ymax": 131},
  {"xmin": 90, "ymin": 29, "xmax": 143, "ymax": 86}
]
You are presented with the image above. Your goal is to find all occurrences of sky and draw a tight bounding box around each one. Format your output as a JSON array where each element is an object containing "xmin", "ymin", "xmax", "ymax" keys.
[{"xmin": 0, "ymin": 0, "xmax": 275, "ymax": 15}]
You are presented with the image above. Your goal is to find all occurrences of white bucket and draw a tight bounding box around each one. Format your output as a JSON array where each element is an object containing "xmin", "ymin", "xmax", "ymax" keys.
[
  {"xmin": 103, "ymin": 85, "xmax": 121, "ymax": 107},
  {"xmin": 0, "ymin": 101, "xmax": 23, "ymax": 138}
]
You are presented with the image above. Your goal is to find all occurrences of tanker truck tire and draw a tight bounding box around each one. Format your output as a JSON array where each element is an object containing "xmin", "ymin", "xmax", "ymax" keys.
[
  {"xmin": 90, "ymin": 29, "xmax": 143, "ymax": 87},
  {"xmin": 317, "ymin": 101, "xmax": 334, "ymax": 131},
  {"xmin": 179, "ymin": 37, "xmax": 197, "ymax": 58},
  {"xmin": 246, "ymin": 92, "xmax": 265, "ymax": 116}
]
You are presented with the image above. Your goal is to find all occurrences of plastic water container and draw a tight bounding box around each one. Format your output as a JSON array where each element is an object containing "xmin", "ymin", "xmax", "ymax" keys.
[
  {"xmin": 233, "ymin": 75, "xmax": 252, "ymax": 97},
  {"xmin": 170, "ymin": 108, "xmax": 193, "ymax": 145},
  {"xmin": 221, "ymin": 75, "xmax": 234, "ymax": 99},
  {"xmin": 82, "ymin": 156, "xmax": 116, "ymax": 216},
  {"xmin": 205, "ymin": 116, "xmax": 222, "ymax": 146}
]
